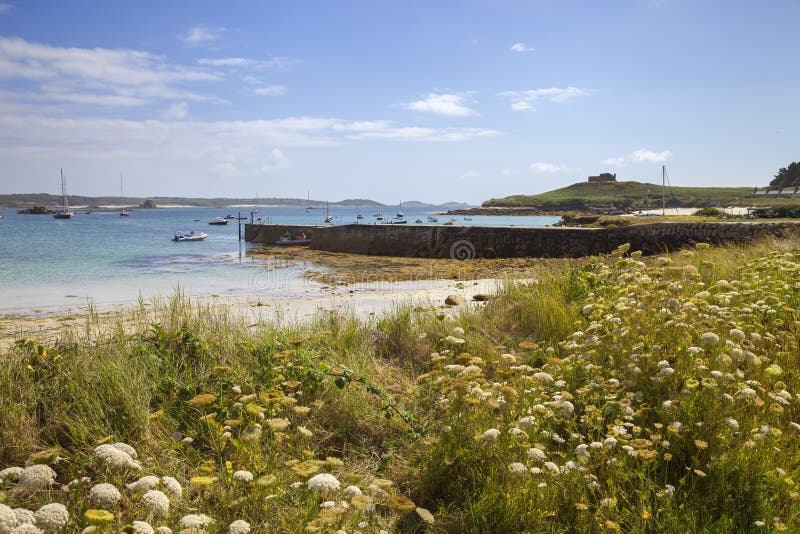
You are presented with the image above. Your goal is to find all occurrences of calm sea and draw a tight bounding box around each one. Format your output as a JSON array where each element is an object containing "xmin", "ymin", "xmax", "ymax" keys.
[{"xmin": 0, "ymin": 205, "xmax": 559, "ymax": 316}]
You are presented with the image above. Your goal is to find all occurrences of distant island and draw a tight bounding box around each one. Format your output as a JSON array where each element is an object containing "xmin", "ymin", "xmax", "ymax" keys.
[{"xmin": 0, "ymin": 194, "xmax": 471, "ymax": 210}]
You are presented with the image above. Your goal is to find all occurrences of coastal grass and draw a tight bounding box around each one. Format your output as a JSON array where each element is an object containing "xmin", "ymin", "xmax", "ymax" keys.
[
  {"xmin": 485, "ymin": 181, "xmax": 760, "ymax": 210},
  {"xmin": 1, "ymin": 237, "xmax": 800, "ymax": 532}
]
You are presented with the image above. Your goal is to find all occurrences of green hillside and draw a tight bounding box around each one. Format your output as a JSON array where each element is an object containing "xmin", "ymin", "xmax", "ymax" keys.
[{"xmin": 484, "ymin": 181, "xmax": 756, "ymax": 210}]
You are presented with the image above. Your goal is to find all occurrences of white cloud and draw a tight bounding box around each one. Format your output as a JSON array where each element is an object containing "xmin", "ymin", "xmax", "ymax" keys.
[
  {"xmin": 180, "ymin": 26, "xmax": 225, "ymax": 46},
  {"xmin": 631, "ymin": 148, "xmax": 672, "ymax": 162},
  {"xmin": 459, "ymin": 170, "xmax": 482, "ymax": 180},
  {"xmin": 0, "ymin": 37, "xmax": 222, "ymax": 108},
  {"xmin": 510, "ymin": 42, "xmax": 535, "ymax": 53},
  {"xmin": 602, "ymin": 148, "xmax": 672, "ymax": 167},
  {"xmin": 162, "ymin": 101, "xmax": 189, "ymax": 120},
  {"xmin": 404, "ymin": 93, "xmax": 475, "ymax": 117},
  {"xmin": 253, "ymin": 85, "xmax": 287, "ymax": 96},
  {"xmin": 499, "ymin": 87, "xmax": 587, "ymax": 111},
  {"xmin": 0, "ymin": 3, "xmax": 14, "ymax": 14},
  {"xmin": 197, "ymin": 56, "xmax": 292, "ymax": 69},
  {"xmin": 530, "ymin": 162, "xmax": 569, "ymax": 173}
]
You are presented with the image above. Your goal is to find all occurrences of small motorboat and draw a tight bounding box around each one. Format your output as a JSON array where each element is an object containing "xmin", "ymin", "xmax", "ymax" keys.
[
  {"xmin": 209, "ymin": 217, "xmax": 229, "ymax": 226},
  {"xmin": 427, "ymin": 216, "xmax": 438, "ymax": 222},
  {"xmin": 172, "ymin": 231, "xmax": 208, "ymax": 242},
  {"xmin": 443, "ymin": 220, "xmax": 454, "ymax": 226},
  {"xmin": 463, "ymin": 217, "xmax": 472, "ymax": 221},
  {"xmin": 276, "ymin": 233, "xmax": 311, "ymax": 247},
  {"xmin": 415, "ymin": 219, "xmax": 423, "ymax": 224},
  {"xmin": 224, "ymin": 214, "xmax": 236, "ymax": 219},
  {"xmin": 381, "ymin": 219, "xmax": 407, "ymax": 225}
]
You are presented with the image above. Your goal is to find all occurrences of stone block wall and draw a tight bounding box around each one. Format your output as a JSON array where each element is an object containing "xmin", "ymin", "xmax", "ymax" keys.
[{"xmin": 246, "ymin": 222, "xmax": 800, "ymax": 258}]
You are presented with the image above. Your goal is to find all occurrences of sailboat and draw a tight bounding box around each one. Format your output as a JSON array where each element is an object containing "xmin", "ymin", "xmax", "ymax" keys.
[
  {"xmin": 53, "ymin": 169, "xmax": 74, "ymax": 219},
  {"xmin": 324, "ymin": 202, "xmax": 333, "ymax": 224},
  {"xmin": 120, "ymin": 173, "xmax": 130, "ymax": 216},
  {"xmin": 305, "ymin": 189, "xmax": 312, "ymax": 213},
  {"xmin": 395, "ymin": 201, "xmax": 404, "ymax": 219}
]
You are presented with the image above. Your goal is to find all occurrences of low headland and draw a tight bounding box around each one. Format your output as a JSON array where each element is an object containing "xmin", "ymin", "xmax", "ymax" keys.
[{"xmin": 2, "ymin": 235, "xmax": 799, "ymax": 531}]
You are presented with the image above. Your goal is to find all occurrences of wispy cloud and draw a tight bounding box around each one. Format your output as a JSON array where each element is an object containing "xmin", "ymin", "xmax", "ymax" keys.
[
  {"xmin": 499, "ymin": 87, "xmax": 587, "ymax": 111},
  {"xmin": 602, "ymin": 148, "xmax": 672, "ymax": 167},
  {"xmin": 404, "ymin": 93, "xmax": 476, "ymax": 117},
  {"xmin": 197, "ymin": 56, "xmax": 292, "ymax": 70},
  {"xmin": 253, "ymin": 85, "xmax": 287, "ymax": 96},
  {"xmin": 0, "ymin": 3, "xmax": 14, "ymax": 15},
  {"xmin": 162, "ymin": 101, "xmax": 188, "ymax": 120},
  {"xmin": 530, "ymin": 162, "xmax": 570, "ymax": 173},
  {"xmin": 510, "ymin": 42, "xmax": 535, "ymax": 53},
  {"xmin": 180, "ymin": 25, "xmax": 225, "ymax": 46},
  {"xmin": 0, "ymin": 37, "xmax": 222, "ymax": 107}
]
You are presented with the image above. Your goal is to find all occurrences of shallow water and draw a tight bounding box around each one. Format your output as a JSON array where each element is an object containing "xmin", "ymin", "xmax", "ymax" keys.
[{"xmin": 0, "ymin": 205, "xmax": 559, "ymax": 316}]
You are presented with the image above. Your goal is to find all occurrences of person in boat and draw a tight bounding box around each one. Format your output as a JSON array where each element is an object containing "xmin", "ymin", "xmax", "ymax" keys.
[{"xmin": 299, "ymin": 232, "xmax": 307, "ymax": 239}]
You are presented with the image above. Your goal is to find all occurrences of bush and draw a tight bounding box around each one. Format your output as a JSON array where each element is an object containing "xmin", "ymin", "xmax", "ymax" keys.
[{"xmin": 693, "ymin": 207, "xmax": 722, "ymax": 217}]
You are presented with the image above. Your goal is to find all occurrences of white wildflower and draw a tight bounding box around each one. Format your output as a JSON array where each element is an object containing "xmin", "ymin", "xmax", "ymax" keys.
[
  {"xmin": 790, "ymin": 422, "xmax": 800, "ymax": 432},
  {"xmin": 111, "ymin": 443, "xmax": 138, "ymax": 459},
  {"xmin": 729, "ymin": 329, "xmax": 745, "ymax": 342},
  {"xmin": 179, "ymin": 515, "xmax": 213, "ymax": 529},
  {"xmin": 532, "ymin": 372, "xmax": 554, "ymax": 383},
  {"xmin": 754, "ymin": 521, "xmax": 765, "ymax": 527},
  {"xmin": 89, "ymin": 483, "xmax": 122, "ymax": 508},
  {"xmin": 0, "ymin": 504, "xmax": 16, "ymax": 534},
  {"xmin": 307, "ymin": 473, "xmax": 340, "ymax": 494},
  {"xmin": 132, "ymin": 521, "xmax": 155, "ymax": 534},
  {"xmin": 527, "ymin": 447, "xmax": 547, "ymax": 463},
  {"xmin": 0, "ymin": 467, "xmax": 23, "ymax": 483},
  {"xmin": 343, "ymin": 485, "xmax": 362, "ymax": 496},
  {"xmin": 12, "ymin": 526, "xmax": 44, "ymax": 534},
  {"xmin": 13, "ymin": 508, "xmax": 35, "ymax": 526},
  {"xmin": 589, "ymin": 441, "xmax": 603, "ymax": 449},
  {"xmin": 161, "ymin": 476, "xmax": 182, "ymax": 500},
  {"xmin": 127, "ymin": 476, "xmax": 160, "ymax": 493},
  {"xmin": 141, "ymin": 490, "xmax": 170, "ymax": 517},
  {"xmin": 700, "ymin": 332, "xmax": 720, "ymax": 346},
  {"xmin": 726, "ymin": 418, "xmax": 740, "ymax": 430},
  {"xmin": 33, "ymin": 503, "xmax": 68, "ymax": 532},
  {"xmin": 543, "ymin": 462, "xmax": 560, "ymax": 475},
  {"xmin": 575, "ymin": 444, "xmax": 590, "ymax": 459},
  {"xmin": 94, "ymin": 444, "xmax": 141, "ymax": 471},
  {"xmin": 518, "ymin": 416, "xmax": 536, "ymax": 430},
  {"xmin": 452, "ymin": 327, "xmax": 465, "ymax": 336},
  {"xmin": 480, "ymin": 428, "xmax": 501, "ymax": 445},
  {"xmin": 508, "ymin": 463, "xmax": 528, "ymax": 475},
  {"xmin": 233, "ymin": 471, "xmax": 253, "ymax": 483},
  {"xmin": 17, "ymin": 465, "xmax": 56, "ymax": 493},
  {"xmin": 154, "ymin": 528, "xmax": 172, "ymax": 534},
  {"xmin": 320, "ymin": 501, "xmax": 336, "ymax": 509},
  {"xmin": 228, "ymin": 520, "xmax": 250, "ymax": 534},
  {"xmin": 603, "ymin": 437, "xmax": 618, "ymax": 448}
]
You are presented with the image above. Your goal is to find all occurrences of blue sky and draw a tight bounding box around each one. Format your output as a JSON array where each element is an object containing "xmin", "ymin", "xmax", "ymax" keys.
[{"xmin": 0, "ymin": 0, "xmax": 798, "ymax": 204}]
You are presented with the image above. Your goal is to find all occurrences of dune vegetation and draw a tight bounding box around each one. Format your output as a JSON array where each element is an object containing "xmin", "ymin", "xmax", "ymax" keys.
[{"xmin": 1, "ymin": 237, "xmax": 799, "ymax": 533}]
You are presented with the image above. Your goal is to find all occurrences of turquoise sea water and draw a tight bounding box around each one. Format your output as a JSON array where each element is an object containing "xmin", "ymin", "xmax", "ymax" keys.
[{"xmin": 0, "ymin": 205, "xmax": 559, "ymax": 316}]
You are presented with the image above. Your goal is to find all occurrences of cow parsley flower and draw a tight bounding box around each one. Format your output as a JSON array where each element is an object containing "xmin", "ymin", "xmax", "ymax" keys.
[
  {"xmin": 508, "ymin": 463, "xmax": 528, "ymax": 475},
  {"xmin": 232, "ymin": 471, "xmax": 253, "ymax": 483},
  {"xmin": 228, "ymin": 520, "xmax": 250, "ymax": 534},
  {"xmin": 141, "ymin": 490, "xmax": 169, "ymax": 517},
  {"xmin": 154, "ymin": 527, "xmax": 172, "ymax": 534},
  {"xmin": 344, "ymin": 485, "xmax": 362, "ymax": 496},
  {"xmin": 700, "ymin": 332, "xmax": 720, "ymax": 346},
  {"xmin": 17, "ymin": 465, "xmax": 56, "ymax": 493},
  {"xmin": 527, "ymin": 447, "xmax": 547, "ymax": 463},
  {"xmin": 179, "ymin": 514, "xmax": 213, "ymax": 529},
  {"xmin": 33, "ymin": 503, "xmax": 69, "ymax": 532},
  {"xmin": 94, "ymin": 445, "xmax": 140, "ymax": 471},
  {"xmin": 480, "ymin": 429, "xmax": 500, "ymax": 445},
  {"xmin": 161, "ymin": 477, "xmax": 182, "ymax": 500},
  {"xmin": 12, "ymin": 525, "xmax": 44, "ymax": 534},
  {"xmin": 0, "ymin": 467, "xmax": 23, "ymax": 483},
  {"xmin": 603, "ymin": 437, "xmax": 618, "ymax": 448},
  {"xmin": 307, "ymin": 473, "xmax": 340, "ymax": 494},
  {"xmin": 0, "ymin": 504, "xmax": 16, "ymax": 534},
  {"xmin": 132, "ymin": 522, "xmax": 154, "ymax": 534},
  {"xmin": 111, "ymin": 443, "xmax": 138, "ymax": 459},
  {"xmin": 127, "ymin": 476, "xmax": 160, "ymax": 493},
  {"xmin": 89, "ymin": 483, "xmax": 121, "ymax": 508},
  {"xmin": 14, "ymin": 508, "xmax": 35, "ymax": 526}
]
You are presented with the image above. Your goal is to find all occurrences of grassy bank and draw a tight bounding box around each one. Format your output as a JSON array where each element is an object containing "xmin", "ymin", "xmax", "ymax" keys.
[
  {"xmin": 485, "ymin": 181, "xmax": 757, "ymax": 211},
  {"xmin": 1, "ymin": 237, "xmax": 799, "ymax": 532}
]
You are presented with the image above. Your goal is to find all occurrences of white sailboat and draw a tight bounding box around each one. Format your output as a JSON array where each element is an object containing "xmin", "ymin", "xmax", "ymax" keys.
[
  {"xmin": 395, "ymin": 201, "xmax": 404, "ymax": 219},
  {"xmin": 53, "ymin": 168, "xmax": 74, "ymax": 219},
  {"xmin": 120, "ymin": 173, "xmax": 130, "ymax": 216}
]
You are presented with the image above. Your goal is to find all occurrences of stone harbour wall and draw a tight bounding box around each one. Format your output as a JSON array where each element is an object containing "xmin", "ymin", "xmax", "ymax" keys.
[
  {"xmin": 245, "ymin": 222, "xmax": 800, "ymax": 258},
  {"xmin": 244, "ymin": 224, "xmax": 323, "ymax": 245}
]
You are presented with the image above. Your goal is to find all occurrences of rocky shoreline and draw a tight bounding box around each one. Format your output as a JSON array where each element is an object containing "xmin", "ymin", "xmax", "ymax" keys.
[{"xmin": 443, "ymin": 206, "xmax": 566, "ymax": 216}]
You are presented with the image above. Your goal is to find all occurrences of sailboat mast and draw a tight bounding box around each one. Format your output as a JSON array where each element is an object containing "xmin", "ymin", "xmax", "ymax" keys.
[
  {"xmin": 661, "ymin": 165, "xmax": 666, "ymax": 216},
  {"xmin": 61, "ymin": 168, "xmax": 68, "ymax": 210}
]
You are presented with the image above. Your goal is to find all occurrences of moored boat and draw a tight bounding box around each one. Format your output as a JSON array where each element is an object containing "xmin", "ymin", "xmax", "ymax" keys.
[
  {"xmin": 53, "ymin": 169, "xmax": 74, "ymax": 219},
  {"xmin": 276, "ymin": 233, "xmax": 311, "ymax": 247},
  {"xmin": 172, "ymin": 231, "xmax": 208, "ymax": 242},
  {"xmin": 209, "ymin": 217, "xmax": 229, "ymax": 225}
]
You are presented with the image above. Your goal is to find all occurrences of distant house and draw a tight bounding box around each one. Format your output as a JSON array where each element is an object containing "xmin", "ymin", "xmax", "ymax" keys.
[
  {"xmin": 588, "ymin": 173, "xmax": 617, "ymax": 183},
  {"xmin": 751, "ymin": 186, "xmax": 800, "ymax": 199}
]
